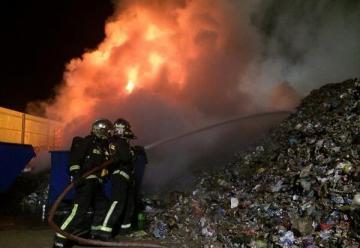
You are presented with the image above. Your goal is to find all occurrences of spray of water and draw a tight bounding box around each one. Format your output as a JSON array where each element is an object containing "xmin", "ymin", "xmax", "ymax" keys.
[
  {"xmin": 145, "ymin": 111, "xmax": 291, "ymax": 150},
  {"xmin": 142, "ymin": 111, "xmax": 291, "ymax": 194}
]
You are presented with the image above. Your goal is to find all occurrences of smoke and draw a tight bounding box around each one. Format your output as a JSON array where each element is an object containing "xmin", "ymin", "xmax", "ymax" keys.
[
  {"xmin": 143, "ymin": 111, "xmax": 290, "ymax": 194},
  {"xmin": 44, "ymin": 0, "xmax": 265, "ymax": 146},
  {"xmin": 27, "ymin": 0, "xmax": 359, "ymax": 188},
  {"xmin": 26, "ymin": 150, "xmax": 51, "ymax": 174},
  {"xmin": 245, "ymin": 0, "xmax": 360, "ymax": 97},
  {"xmin": 37, "ymin": 0, "xmax": 359, "ymax": 145}
]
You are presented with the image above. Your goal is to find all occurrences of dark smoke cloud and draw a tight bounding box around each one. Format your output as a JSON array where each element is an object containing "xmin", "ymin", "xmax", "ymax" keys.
[
  {"xmin": 244, "ymin": 0, "xmax": 360, "ymax": 97},
  {"xmin": 31, "ymin": 0, "xmax": 359, "ymax": 189}
]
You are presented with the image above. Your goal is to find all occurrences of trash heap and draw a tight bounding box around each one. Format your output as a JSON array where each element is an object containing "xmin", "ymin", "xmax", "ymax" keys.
[
  {"xmin": 143, "ymin": 78, "xmax": 360, "ymax": 247},
  {"xmin": 0, "ymin": 172, "xmax": 49, "ymax": 216}
]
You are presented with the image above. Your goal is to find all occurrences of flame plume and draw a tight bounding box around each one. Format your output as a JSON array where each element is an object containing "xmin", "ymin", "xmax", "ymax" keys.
[{"xmin": 44, "ymin": 0, "xmax": 302, "ymax": 145}]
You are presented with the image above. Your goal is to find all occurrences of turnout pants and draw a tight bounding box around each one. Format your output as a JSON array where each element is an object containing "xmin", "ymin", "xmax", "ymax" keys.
[
  {"xmin": 54, "ymin": 177, "xmax": 108, "ymax": 246},
  {"xmin": 99, "ymin": 170, "xmax": 135, "ymax": 235},
  {"xmin": 123, "ymin": 181, "xmax": 135, "ymax": 228}
]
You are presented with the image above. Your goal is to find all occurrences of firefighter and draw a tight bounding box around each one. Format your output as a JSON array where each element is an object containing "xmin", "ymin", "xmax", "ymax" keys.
[
  {"xmin": 53, "ymin": 119, "xmax": 113, "ymax": 248},
  {"xmin": 94, "ymin": 118, "xmax": 136, "ymax": 241}
]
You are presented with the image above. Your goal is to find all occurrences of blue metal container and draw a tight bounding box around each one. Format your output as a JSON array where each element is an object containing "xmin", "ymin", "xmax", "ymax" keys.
[
  {"xmin": 0, "ymin": 142, "xmax": 36, "ymax": 192},
  {"xmin": 48, "ymin": 151, "xmax": 74, "ymax": 206}
]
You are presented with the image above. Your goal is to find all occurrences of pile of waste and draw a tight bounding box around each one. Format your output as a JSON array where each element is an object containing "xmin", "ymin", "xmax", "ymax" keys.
[
  {"xmin": 0, "ymin": 172, "xmax": 49, "ymax": 216},
  {"xmin": 20, "ymin": 179, "xmax": 49, "ymax": 220},
  {"xmin": 142, "ymin": 79, "xmax": 360, "ymax": 247}
]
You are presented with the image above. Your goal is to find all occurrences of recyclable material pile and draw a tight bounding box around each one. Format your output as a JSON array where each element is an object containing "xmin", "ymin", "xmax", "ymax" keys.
[
  {"xmin": 144, "ymin": 79, "xmax": 360, "ymax": 247},
  {"xmin": 0, "ymin": 173, "xmax": 49, "ymax": 216}
]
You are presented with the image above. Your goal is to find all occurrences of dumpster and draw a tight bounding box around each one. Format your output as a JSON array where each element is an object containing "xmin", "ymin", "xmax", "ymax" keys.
[
  {"xmin": 48, "ymin": 151, "xmax": 74, "ymax": 206},
  {"xmin": 0, "ymin": 142, "xmax": 36, "ymax": 192}
]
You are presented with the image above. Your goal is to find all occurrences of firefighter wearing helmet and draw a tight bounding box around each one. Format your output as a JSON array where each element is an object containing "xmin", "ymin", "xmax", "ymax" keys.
[
  {"xmin": 94, "ymin": 118, "xmax": 137, "ymax": 240},
  {"xmin": 113, "ymin": 118, "xmax": 136, "ymax": 139},
  {"xmin": 53, "ymin": 119, "xmax": 113, "ymax": 248}
]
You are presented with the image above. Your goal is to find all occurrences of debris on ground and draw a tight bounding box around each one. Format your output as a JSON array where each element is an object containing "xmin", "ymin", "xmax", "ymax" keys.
[{"xmin": 144, "ymin": 78, "xmax": 360, "ymax": 247}]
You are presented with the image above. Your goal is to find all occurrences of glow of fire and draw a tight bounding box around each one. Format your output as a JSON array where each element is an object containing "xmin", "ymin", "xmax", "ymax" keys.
[
  {"xmin": 89, "ymin": 50, "xmax": 110, "ymax": 64},
  {"xmin": 46, "ymin": 1, "xmax": 231, "ymax": 134},
  {"xmin": 149, "ymin": 53, "xmax": 164, "ymax": 73},
  {"xmin": 146, "ymin": 25, "xmax": 163, "ymax": 41},
  {"xmin": 126, "ymin": 81, "xmax": 135, "ymax": 93},
  {"xmin": 104, "ymin": 21, "xmax": 128, "ymax": 48},
  {"xmin": 126, "ymin": 67, "xmax": 138, "ymax": 93}
]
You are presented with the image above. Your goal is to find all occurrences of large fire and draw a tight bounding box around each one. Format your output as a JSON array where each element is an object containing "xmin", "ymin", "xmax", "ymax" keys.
[
  {"xmin": 43, "ymin": 0, "xmax": 299, "ymax": 146},
  {"xmin": 49, "ymin": 2, "xmax": 190, "ymax": 123}
]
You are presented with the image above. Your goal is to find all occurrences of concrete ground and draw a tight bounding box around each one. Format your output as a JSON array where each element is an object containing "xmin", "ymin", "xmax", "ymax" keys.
[
  {"xmin": 0, "ymin": 215, "xmax": 50, "ymax": 248},
  {"xmin": 0, "ymin": 229, "xmax": 54, "ymax": 248},
  {"xmin": 0, "ymin": 220, "xmax": 167, "ymax": 248},
  {"xmin": 0, "ymin": 216, "xmax": 95, "ymax": 248}
]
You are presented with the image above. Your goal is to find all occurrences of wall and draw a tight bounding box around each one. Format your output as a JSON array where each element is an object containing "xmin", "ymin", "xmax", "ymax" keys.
[{"xmin": 0, "ymin": 107, "xmax": 62, "ymax": 150}]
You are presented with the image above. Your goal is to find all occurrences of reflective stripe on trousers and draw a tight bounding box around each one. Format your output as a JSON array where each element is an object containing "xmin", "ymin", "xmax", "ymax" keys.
[
  {"xmin": 112, "ymin": 170, "xmax": 130, "ymax": 180},
  {"xmin": 100, "ymin": 201, "xmax": 118, "ymax": 232}
]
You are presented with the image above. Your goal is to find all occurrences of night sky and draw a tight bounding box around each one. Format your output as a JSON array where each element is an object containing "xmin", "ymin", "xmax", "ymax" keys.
[{"xmin": 0, "ymin": 0, "xmax": 113, "ymax": 112}]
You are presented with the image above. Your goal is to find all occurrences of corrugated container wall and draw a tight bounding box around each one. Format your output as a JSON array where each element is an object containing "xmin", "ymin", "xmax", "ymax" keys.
[{"xmin": 0, "ymin": 107, "xmax": 62, "ymax": 150}]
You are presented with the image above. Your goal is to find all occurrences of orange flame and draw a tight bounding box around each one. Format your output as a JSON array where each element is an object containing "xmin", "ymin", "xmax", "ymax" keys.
[
  {"xmin": 126, "ymin": 81, "xmax": 135, "ymax": 93},
  {"xmin": 126, "ymin": 67, "xmax": 138, "ymax": 93},
  {"xmin": 44, "ymin": 0, "xmax": 259, "ymax": 144},
  {"xmin": 146, "ymin": 25, "xmax": 165, "ymax": 41},
  {"xmin": 148, "ymin": 53, "xmax": 164, "ymax": 73}
]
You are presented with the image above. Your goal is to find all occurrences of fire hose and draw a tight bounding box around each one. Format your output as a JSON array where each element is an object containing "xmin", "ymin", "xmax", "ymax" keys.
[
  {"xmin": 144, "ymin": 111, "xmax": 292, "ymax": 150},
  {"xmin": 47, "ymin": 159, "xmax": 165, "ymax": 248}
]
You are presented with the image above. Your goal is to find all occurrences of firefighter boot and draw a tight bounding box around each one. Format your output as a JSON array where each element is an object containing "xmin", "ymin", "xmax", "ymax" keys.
[{"xmin": 53, "ymin": 235, "xmax": 73, "ymax": 248}]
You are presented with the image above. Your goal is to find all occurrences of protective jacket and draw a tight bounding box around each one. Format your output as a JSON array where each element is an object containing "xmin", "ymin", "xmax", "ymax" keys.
[
  {"xmin": 68, "ymin": 134, "xmax": 110, "ymax": 178},
  {"xmin": 108, "ymin": 136, "xmax": 134, "ymax": 177}
]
